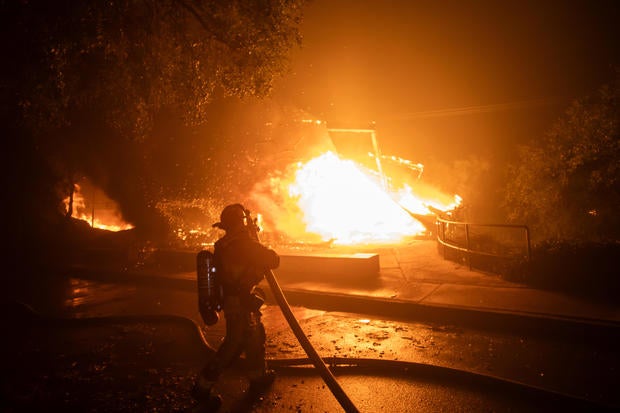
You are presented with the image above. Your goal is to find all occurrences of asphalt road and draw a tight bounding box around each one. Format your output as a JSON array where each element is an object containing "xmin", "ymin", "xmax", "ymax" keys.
[{"xmin": 8, "ymin": 274, "xmax": 618, "ymax": 412}]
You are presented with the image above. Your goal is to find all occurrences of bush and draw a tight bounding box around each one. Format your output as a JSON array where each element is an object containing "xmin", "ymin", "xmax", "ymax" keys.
[
  {"xmin": 512, "ymin": 240, "xmax": 619, "ymax": 302},
  {"xmin": 503, "ymin": 74, "xmax": 620, "ymax": 242}
]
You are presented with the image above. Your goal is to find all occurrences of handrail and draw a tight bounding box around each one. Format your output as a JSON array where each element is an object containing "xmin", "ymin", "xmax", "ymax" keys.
[{"xmin": 436, "ymin": 217, "xmax": 531, "ymax": 271}]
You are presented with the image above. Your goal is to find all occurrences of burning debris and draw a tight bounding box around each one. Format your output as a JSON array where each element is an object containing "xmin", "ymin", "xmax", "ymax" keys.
[
  {"xmin": 271, "ymin": 151, "xmax": 423, "ymax": 244},
  {"xmin": 64, "ymin": 120, "xmax": 460, "ymax": 249},
  {"xmin": 250, "ymin": 124, "xmax": 461, "ymax": 247},
  {"xmin": 63, "ymin": 179, "xmax": 134, "ymax": 232},
  {"xmin": 250, "ymin": 151, "xmax": 460, "ymax": 246}
]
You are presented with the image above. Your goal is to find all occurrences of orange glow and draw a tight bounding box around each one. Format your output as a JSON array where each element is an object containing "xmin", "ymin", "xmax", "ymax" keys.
[
  {"xmin": 252, "ymin": 151, "xmax": 460, "ymax": 246},
  {"xmin": 289, "ymin": 151, "xmax": 422, "ymax": 244},
  {"xmin": 63, "ymin": 183, "xmax": 133, "ymax": 232},
  {"xmin": 396, "ymin": 186, "xmax": 461, "ymax": 215}
]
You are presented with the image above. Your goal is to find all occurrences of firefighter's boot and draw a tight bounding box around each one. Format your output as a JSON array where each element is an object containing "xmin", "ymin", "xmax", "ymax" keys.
[
  {"xmin": 191, "ymin": 375, "xmax": 222, "ymax": 412},
  {"xmin": 247, "ymin": 369, "xmax": 276, "ymax": 396}
]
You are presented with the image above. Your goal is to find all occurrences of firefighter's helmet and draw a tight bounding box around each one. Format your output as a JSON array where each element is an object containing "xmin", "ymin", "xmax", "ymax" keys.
[{"xmin": 213, "ymin": 203, "xmax": 247, "ymax": 230}]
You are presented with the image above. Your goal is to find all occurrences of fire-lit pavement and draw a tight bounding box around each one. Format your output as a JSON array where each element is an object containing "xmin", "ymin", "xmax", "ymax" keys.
[
  {"xmin": 67, "ymin": 239, "xmax": 619, "ymax": 328},
  {"xmin": 61, "ymin": 240, "xmax": 620, "ymax": 327},
  {"xmin": 7, "ymin": 239, "xmax": 620, "ymax": 412},
  {"xmin": 271, "ymin": 240, "xmax": 620, "ymax": 327}
]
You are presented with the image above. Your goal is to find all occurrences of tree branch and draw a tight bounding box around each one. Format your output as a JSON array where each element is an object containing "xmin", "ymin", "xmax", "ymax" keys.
[{"xmin": 172, "ymin": 0, "xmax": 234, "ymax": 49}]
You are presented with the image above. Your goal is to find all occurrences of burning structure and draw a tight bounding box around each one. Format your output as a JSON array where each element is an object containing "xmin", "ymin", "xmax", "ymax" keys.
[
  {"xmin": 63, "ymin": 178, "xmax": 134, "ymax": 232},
  {"xmin": 64, "ymin": 119, "xmax": 460, "ymax": 250},
  {"xmin": 249, "ymin": 121, "xmax": 461, "ymax": 247}
]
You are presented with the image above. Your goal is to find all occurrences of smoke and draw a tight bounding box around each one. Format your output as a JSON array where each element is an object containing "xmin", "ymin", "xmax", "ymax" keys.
[{"xmin": 143, "ymin": 99, "xmax": 336, "ymax": 246}]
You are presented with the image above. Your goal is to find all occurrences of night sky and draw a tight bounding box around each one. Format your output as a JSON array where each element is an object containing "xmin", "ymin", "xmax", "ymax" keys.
[{"xmin": 272, "ymin": 0, "xmax": 620, "ymax": 163}]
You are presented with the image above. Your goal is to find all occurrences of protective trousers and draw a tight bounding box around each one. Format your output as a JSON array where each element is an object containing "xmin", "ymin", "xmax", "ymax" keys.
[{"xmin": 197, "ymin": 308, "xmax": 267, "ymax": 395}]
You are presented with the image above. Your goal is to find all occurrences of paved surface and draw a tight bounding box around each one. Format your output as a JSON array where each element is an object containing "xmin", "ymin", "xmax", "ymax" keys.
[
  {"xmin": 73, "ymin": 240, "xmax": 620, "ymax": 326},
  {"xmin": 9, "ymin": 239, "xmax": 619, "ymax": 412},
  {"xmin": 274, "ymin": 240, "xmax": 620, "ymax": 325},
  {"xmin": 108, "ymin": 239, "xmax": 618, "ymax": 328}
]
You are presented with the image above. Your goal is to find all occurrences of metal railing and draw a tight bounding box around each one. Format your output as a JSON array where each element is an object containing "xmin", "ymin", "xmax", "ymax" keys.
[{"xmin": 436, "ymin": 217, "xmax": 531, "ymax": 272}]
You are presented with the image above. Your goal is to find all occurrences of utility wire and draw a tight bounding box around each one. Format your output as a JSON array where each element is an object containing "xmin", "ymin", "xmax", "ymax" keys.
[{"xmin": 382, "ymin": 96, "xmax": 567, "ymax": 120}]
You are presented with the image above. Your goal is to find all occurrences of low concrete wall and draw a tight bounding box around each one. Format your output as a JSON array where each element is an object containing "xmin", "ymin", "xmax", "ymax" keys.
[
  {"xmin": 147, "ymin": 250, "xmax": 380, "ymax": 282},
  {"xmin": 276, "ymin": 252, "xmax": 379, "ymax": 281}
]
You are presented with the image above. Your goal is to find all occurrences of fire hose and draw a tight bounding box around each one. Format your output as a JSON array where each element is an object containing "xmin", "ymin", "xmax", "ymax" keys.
[
  {"xmin": 263, "ymin": 267, "xmax": 360, "ymax": 413},
  {"xmin": 244, "ymin": 209, "xmax": 359, "ymax": 412},
  {"xmin": 8, "ymin": 302, "xmax": 613, "ymax": 411}
]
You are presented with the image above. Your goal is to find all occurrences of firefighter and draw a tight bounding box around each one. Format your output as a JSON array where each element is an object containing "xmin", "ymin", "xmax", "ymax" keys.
[{"xmin": 192, "ymin": 203, "xmax": 280, "ymax": 410}]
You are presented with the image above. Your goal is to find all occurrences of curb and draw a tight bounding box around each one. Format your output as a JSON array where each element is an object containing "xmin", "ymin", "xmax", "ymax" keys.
[
  {"xmin": 60, "ymin": 267, "xmax": 620, "ymax": 339},
  {"xmin": 265, "ymin": 288, "xmax": 620, "ymax": 339}
]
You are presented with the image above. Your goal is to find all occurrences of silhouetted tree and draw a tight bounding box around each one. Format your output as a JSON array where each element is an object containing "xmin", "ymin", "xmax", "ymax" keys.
[
  {"xmin": 503, "ymin": 73, "xmax": 620, "ymax": 241},
  {"xmin": 1, "ymin": 0, "xmax": 306, "ymax": 249}
]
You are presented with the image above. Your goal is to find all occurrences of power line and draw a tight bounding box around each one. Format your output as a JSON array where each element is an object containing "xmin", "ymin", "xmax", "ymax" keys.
[{"xmin": 382, "ymin": 96, "xmax": 568, "ymax": 121}]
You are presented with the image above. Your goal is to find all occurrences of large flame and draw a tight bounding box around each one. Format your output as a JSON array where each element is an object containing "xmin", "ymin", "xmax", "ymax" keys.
[
  {"xmin": 253, "ymin": 151, "xmax": 460, "ymax": 246},
  {"xmin": 289, "ymin": 152, "xmax": 422, "ymax": 244},
  {"xmin": 64, "ymin": 184, "xmax": 134, "ymax": 232}
]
